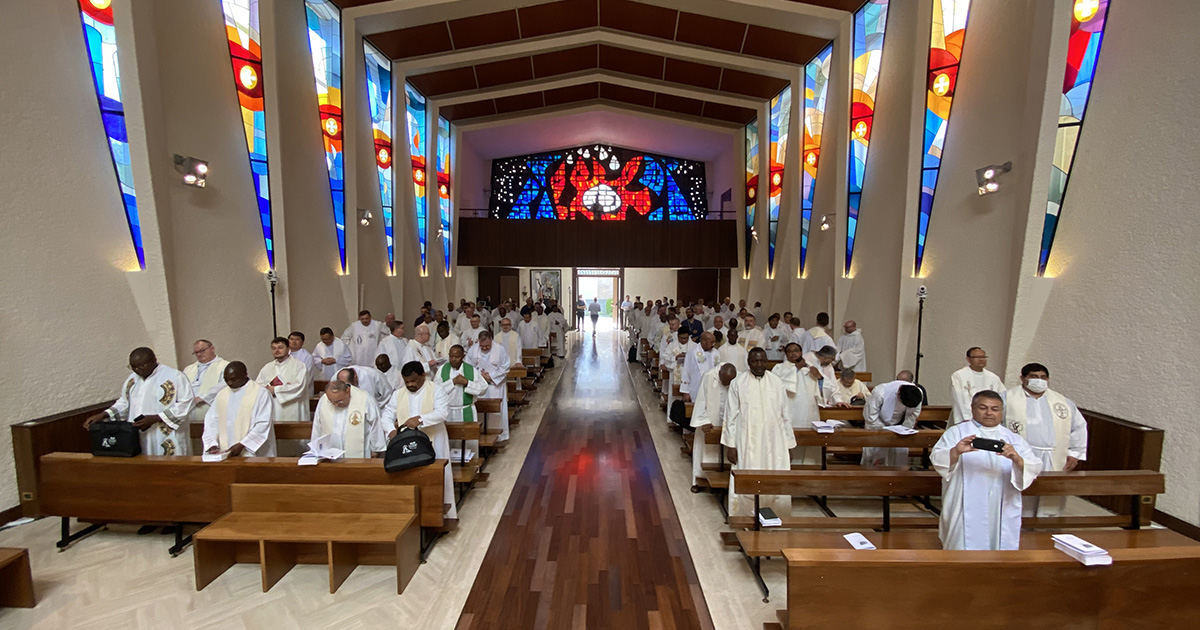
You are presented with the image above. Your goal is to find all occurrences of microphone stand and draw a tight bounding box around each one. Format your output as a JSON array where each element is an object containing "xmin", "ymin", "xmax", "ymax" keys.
[
  {"xmin": 268, "ymin": 270, "xmax": 278, "ymax": 338},
  {"xmin": 915, "ymin": 292, "xmax": 926, "ymax": 384}
]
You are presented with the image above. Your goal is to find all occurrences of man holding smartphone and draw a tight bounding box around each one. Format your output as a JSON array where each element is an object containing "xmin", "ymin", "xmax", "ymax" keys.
[{"xmin": 932, "ymin": 391, "xmax": 1042, "ymax": 550}]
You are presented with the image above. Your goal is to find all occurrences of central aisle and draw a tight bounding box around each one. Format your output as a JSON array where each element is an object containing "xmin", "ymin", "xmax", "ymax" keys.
[{"xmin": 457, "ymin": 331, "xmax": 713, "ymax": 630}]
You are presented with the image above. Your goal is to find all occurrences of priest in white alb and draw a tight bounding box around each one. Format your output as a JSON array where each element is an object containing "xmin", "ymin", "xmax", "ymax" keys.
[
  {"xmin": 516, "ymin": 311, "xmax": 546, "ymax": 351},
  {"xmin": 689, "ymin": 363, "xmax": 736, "ymax": 492},
  {"xmin": 738, "ymin": 314, "xmax": 765, "ymax": 350},
  {"xmin": 376, "ymin": 321, "xmax": 408, "ymax": 370},
  {"xmin": 679, "ymin": 332, "xmax": 720, "ymax": 402},
  {"xmin": 721, "ymin": 348, "xmax": 795, "ymax": 517},
  {"xmin": 835, "ymin": 320, "xmax": 867, "ymax": 372},
  {"xmin": 182, "ymin": 339, "xmax": 229, "ymax": 428},
  {"xmin": 202, "ymin": 361, "xmax": 276, "ymax": 457},
  {"xmin": 314, "ymin": 326, "xmax": 352, "ymax": 381},
  {"xmin": 256, "ymin": 337, "xmax": 311, "ymax": 422},
  {"xmin": 1003, "ymin": 362, "xmax": 1087, "ymax": 516},
  {"xmin": 383, "ymin": 361, "xmax": 457, "ymax": 518},
  {"xmin": 466, "ymin": 331, "xmax": 512, "ymax": 441},
  {"xmin": 862, "ymin": 380, "xmax": 924, "ymax": 466},
  {"xmin": 433, "ymin": 321, "xmax": 460, "ymax": 362},
  {"xmin": 403, "ymin": 324, "xmax": 441, "ymax": 373},
  {"xmin": 341, "ymin": 310, "xmax": 390, "ymax": 367},
  {"xmin": 312, "ymin": 380, "xmax": 387, "ymax": 458},
  {"xmin": 717, "ymin": 329, "xmax": 749, "ymax": 373},
  {"xmin": 495, "ymin": 317, "xmax": 522, "ymax": 368},
  {"xmin": 762, "ymin": 314, "xmax": 788, "ymax": 361},
  {"xmin": 546, "ymin": 305, "xmax": 568, "ymax": 358},
  {"xmin": 772, "ymin": 343, "xmax": 824, "ymax": 466},
  {"xmin": 288, "ymin": 332, "xmax": 316, "ymax": 379},
  {"xmin": 933, "ymin": 390, "xmax": 1041, "ymax": 550},
  {"xmin": 84, "ymin": 347, "xmax": 195, "ymax": 456},
  {"xmin": 949, "ymin": 347, "xmax": 1006, "ymax": 424},
  {"xmin": 434, "ymin": 344, "xmax": 488, "ymax": 455},
  {"xmin": 460, "ymin": 314, "xmax": 486, "ymax": 351},
  {"xmin": 337, "ymin": 365, "xmax": 396, "ymax": 411}
]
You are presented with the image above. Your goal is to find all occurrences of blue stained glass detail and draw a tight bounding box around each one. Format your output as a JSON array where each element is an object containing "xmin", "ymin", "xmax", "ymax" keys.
[{"xmin": 365, "ymin": 42, "xmax": 394, "ymax": 272}]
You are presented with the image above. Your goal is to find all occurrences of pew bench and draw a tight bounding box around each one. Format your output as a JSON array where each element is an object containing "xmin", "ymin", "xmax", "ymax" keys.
[
  {"xmin": 193, "ymin": 484, "xmax": 421, "ymax": 595},
  {"xmin": 0, "ymin": 548, "xmax": 35, "ymax": 608},
  {"xmin": 475, "ymin": 398, "xmax": 507, "ymax": 451},
  {"xmin": 445, "ymin": 422, "xmax": 483, "ymax": 492},
  {"xmin": 781, "ymin": 546, "xmax": 1200, "ymax": 628}
]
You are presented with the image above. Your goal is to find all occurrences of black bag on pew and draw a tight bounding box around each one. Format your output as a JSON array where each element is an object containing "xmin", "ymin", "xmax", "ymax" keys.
[
  {"xmin": 89, "ymin": 420, "xmax": 142, "ymax": 457},
  {"xmin": 627, "ymin": 345, "xmax": 638, "ymax": 362},
  {"xmin": 669, "ymin": 399, "xmax": 689, "ymax": 429},
  {"xmin": 384, "ymin": 427, "xmax": 436, "ymax": 472}
]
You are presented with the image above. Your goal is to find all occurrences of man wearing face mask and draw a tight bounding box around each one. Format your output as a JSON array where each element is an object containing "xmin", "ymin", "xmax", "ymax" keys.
[{"xmin": 1003, "ymin": 362, "xmax": 1088, "ymax": 516}]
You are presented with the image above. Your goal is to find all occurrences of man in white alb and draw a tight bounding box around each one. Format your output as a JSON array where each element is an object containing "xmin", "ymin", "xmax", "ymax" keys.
[
  {"xmin": 517, "ymin": 311, "xmax": 545, "ymax": 351},
  {"xmin": 722, "ymin": 348, "xmax": 795, "ymax": 517},
  {"xmin": 182, "ymin": 339, "xmax": 229, "ymax": 429},
  {"xmin": 287, "ymin": 331, "xmax": 316, "ymax": 378},
  {"xmin": 862, "ymin": 381, "xmax": 923, "ymax": 466},
  {"xmin": 341, "ymin": 310, "xmax": 390, "ymax": 367},
  {"xmin": 495, "ymin": 317, "xmax": 522, "ymax": 368},
  {"xmin": 950, "ymin": 347, "xmax": 1005, "ymax": 425},
  {"xmin": 806, "ymin": 312, "xmax": 833, "ymax": 348},
  {"xmin": 455, "ymin": 303, "xmax": 477, "ymax": 336},
  {"xmin": 835, "ymin": 369, "xmax": 871, "ymax": 404},
  {"xmin": 314, "ymin": 326, "xmax": 352, "ymax": 381},
  {"xmin": 933, "ymin": 390, "xmax": 1040, "ymax": 550},
  {"xmin": 383, "ymin": 361, "xmax": 456, "ymax": 518},
  {"xmin": 680, "ymin": 332, "xmax": 720, "ymax": 403},
  {"xmin": 375, "ymin": 354, "xmax": 402, "ymax": 391},
  {"xmin": 202, "ymin": 361, "xmax": 276, "ymax": 457},
  {"xmin": 311, "ymin": 380, "xmax": 387, "ymax": 458},
  {"xmin": 376, "ymin": 321, "xmax": 408, "ymax": 370},
  {"xmin": 1003, "ymin": 362, "xmax": 1088, "ymax": 516},
  {"xmin": 466, "ymin": 331, "xmax": 512, "ymax": 441},
  {"xmin": 546, "ymin": 306, "xmax": 568, "ymax": 358},
  {"xmin": 84, "ymin": 347, "xmax": 195, "ymax": 456},
  {"xmin": 337, "ymin": 365, "xmax": 395, "ymax": 410},
  {"xmin": 403, "ymin": 324, "xmax": 440, "ymax": 372},
  {"xmin": 434, "ymin": 345, "xmax": 488, "ymax": 455},
  {"xmin": 689, "ymin": 363, "xmax": 736, "ymax": 492},
  {"xmin": 460, "ymin": 314, "xmax": 486, "ymax": 351},
  {"xmin": 738, "ymin": 314, "xmax": 765, "ymax": 350},
  {"xmin": 771, "ymin": 342, "xmax": 823, "ymax": 467},
  {"xmin": 762, "ymin": 314, "xmax": 788, "ymax": 361},
  {"xmin": 256, "ymin": 337, "xmax": 311, "ymax": 422},
  {"xmin": 835, "ymin": 320, "xmax": 867, "ymax": 372},
  {"xmin": 433, "ymin": 321, "xmax": 460, "ymax": 362},
  {"xmin": 718, "ymin": 329, "xmax": 749, "ymax": 373}
]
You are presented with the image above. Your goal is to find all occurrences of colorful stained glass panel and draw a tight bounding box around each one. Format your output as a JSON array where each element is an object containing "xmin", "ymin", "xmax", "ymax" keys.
[
  {"xmin": 768, "ymin": 87, "xmax": 791, "ymax": 278},
  {"xmin": 801, "ymin": 44, "xmax": 832, "ymax": 276},
  {"xmin": 364, "ymin": 43, "xmax": 394, "ymax": 273},
  {"xmin": 744, "ymin": 121, "xmax": 759, "ymax": 277},
  {"xmin": 406, "ymin": 83, "xmax": 428, "ymax": 275},
  {"xmin": 304, "ymin": 0, "xmax": 344, "ymax": 271},
  {"xmin": 847, "ymin": 0, "xmax": 889, "ymax": 276},
  {"xmin": 437, "ymin": 116, "xmax": 452, "ymax": 275}
]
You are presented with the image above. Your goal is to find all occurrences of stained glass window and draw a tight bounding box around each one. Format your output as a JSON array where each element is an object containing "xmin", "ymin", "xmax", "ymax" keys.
[
  {"xmin": 489, "ymin": 145, "xmax": 707, "ymax": 222},
  {"xmin": 801, "ymin": 45, "xmax": 832, "ymax": 277},
  {"xmin": 847, "ymin": 0, "xmax": 889, "ymax": 277},
  {"xmin": 220, "ymin": 0, "xmax": 274, "ymax": 268},
  {"xmin": 744, "ymin": 121, "xmax": 759, "ymax": 278},
  {"xmin": 78, "ymin": 0, "xmax": 144, "ymax": 269},
  {"xmin": 767, "ymin": 87, "xmax": 791, "ymax": 278},
  {"xmin": 405, "ymin": 83, "xmax": 428, "ymax": 275},
  {"xmin": 1039, "ymin": 0, "xmax": 1109, "ymax": 276},
  {"xmin": 915, "ymin": 0, "xmax": 971, "ymax": 275},
  {"xmin": 304, "ymin": 0, "xmax": 344, "ymax": 272},
  {"xmin": 437, "ymin": 116, "xmax": 452, "ymax": 275},
  {"xmin": 364, "ymin": 43, "xmax": 394, "ymax": 273}
]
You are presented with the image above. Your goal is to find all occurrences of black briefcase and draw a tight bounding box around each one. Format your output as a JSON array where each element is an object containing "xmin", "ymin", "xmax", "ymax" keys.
[
  {"xmin": 89, "ymin": 420, "xmax": 142, "ymax": 457},
  {"xmin": 669, "ymin": 399, "xmax": 689, "ymax": 428},
  {"xmin": 383, "ymin": 428, "xmax": 436, "ymax": 472}
]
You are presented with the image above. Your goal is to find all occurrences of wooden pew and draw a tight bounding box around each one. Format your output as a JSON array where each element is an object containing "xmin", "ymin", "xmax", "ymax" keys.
[
  {"xmin": 817, "ymin": 405, "xmax": 952, "ymax": 426},
  {"xmin": 445, "ymin": 422, "xmax": 482, "ymax": 491},
  {"xmin": 475, "ymin": 398, "xmax": 506, "ymax": 451},
  {"xmin": 520, "ymin": 348, "xmax": 544, "ymax": 381},
  {"xmin": 782, "ymin": 546, "xmax": 1200, "ymax": 628},
  {"xmin": 0, "ymin": 548, "xmax": 35, "ymax": 608},
  {"xmin": 38, "ymin": 453, "xmax": 448, "ymax": 555},
  {"xmin": 193, "ymin": 484, "xmax": 420, "ymax": 595}
]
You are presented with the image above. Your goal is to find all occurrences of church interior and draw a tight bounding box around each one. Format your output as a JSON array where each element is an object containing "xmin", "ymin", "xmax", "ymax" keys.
[{"xmin": 2, "ymin": 0, "xmax": 1199, "ymax": 628}]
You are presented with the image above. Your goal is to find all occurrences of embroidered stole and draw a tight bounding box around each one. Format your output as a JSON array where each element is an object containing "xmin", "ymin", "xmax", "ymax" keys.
[
  {"xmin": 213, "ymin": 381, "xmax": 261, "ymax": 451},
  {"xmin": 440, "ymin": 362, "xmax": 476, "ymax": 422}
]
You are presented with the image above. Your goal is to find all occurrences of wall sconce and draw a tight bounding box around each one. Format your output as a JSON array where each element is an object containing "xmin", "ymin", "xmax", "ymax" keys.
[
  {"xmin": 174, "ymin": 154, "xmax": 208, "ymax": 187},
  {"xmin": 357, "ymin": 208, "xmax": 373, "ymax": 226},
  {"xmin": 976, "ymin": 161, "xmax": 1013, "ymax": 195},
  {"xmin": 820, "ymin": 213, "xmax": 837, "ymax": 231}
]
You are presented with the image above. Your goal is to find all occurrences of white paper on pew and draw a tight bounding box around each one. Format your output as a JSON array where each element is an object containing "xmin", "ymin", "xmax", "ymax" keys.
[
  {"xmin": 883, "ymin": 425, "xmax": 919, "ymax": 436},
  {"xmin": 1054, "ymin": 541, "xmax": 1112, "ymax": 566},
  {"xmin": 299, "ymin": 433, "xmax": 345, "ymax": 465},
  {"xmin": 811, "ymin": 420, "xmax": 839, "ymax": 434},
  {"xmin": 843, "ymin": 533, "xmax": 877, "ymax": 550},
  {"xmin": 201, "ymin": 451, "xmax": 230, "ymax": 463},
  {"xmin": 1051, "ymin": 534, "xmax": 1109, "ymax": 555}
]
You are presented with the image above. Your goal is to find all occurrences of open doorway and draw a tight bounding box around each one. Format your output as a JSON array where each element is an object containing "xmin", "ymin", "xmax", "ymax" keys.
[{"xmin": 574, "ymin": 268, "xmax": 622, "ymax": 333}]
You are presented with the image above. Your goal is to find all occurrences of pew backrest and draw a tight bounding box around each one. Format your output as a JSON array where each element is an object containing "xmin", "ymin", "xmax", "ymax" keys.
[{"xmin": 230, "ymin": 483, "xmax": 417, "ymax": 515}]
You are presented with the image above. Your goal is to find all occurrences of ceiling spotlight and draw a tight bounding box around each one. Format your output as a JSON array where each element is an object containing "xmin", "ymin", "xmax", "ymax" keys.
[
  {"xmin": 174, "ymin": 154, "xmax": 209, "ymax": 188},
  {"xmin": 976, "ymin": 161, "xmax": 1012, "ymax": 196}
]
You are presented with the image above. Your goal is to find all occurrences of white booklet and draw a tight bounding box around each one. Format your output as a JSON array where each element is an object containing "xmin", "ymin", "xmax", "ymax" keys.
[
  {"xmin": 201, "ymin": 450, "xmax": 230, "ymax": 463},
  {"xmin": 883, "ymin": 425, "xmax": 919, "ymax": 436},
  {"xmin": 298, "ymin": 433, "xmax": 345, "ymax": 466},
  {"xmin": 810, "ymin": 420, "xmax": 841, "ymax": 434},
  {"xmin": 843, "ymin": 532, "xmax": 877, "ymax": 550}
]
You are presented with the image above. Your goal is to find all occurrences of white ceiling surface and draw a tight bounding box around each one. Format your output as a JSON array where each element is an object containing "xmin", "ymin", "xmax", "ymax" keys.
[{"xmin": 459, "ymin": 109, "xmax": 737, "ymax": 163}]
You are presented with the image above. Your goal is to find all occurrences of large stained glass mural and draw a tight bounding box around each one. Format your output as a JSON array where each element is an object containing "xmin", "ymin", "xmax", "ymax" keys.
[
  {"xmin": 488, "ymin": 145, "xmax": 708, "ymax": 222},
  {"xmin": 304, "ymin": 0, "xmax": 344, "ymax": 272},
  {"xmin": 801, "ymin": 45, "xmax": 832, "ymax": 277},
  {"xmin": 405, "ymin": 83, "xmax": 428, "ymax": 275},
  {"xmin": 744, "ymin": 121, "xmax": 759, "ymax": 277},
  {"xmin": 915, "ymin": 0, "xmax": 970, "ymax": 275},
  {"xmin": 767, "ymin": 87, "xmax": 791, "ymax": 278},
  {"xmin": 78, "ymin": 0, "xmax": 144, "ymax": 269},
  {"xmin": 437, "ymin": 116, "xmax": 452, "ymax": 275},
  {"xmin": 221, "ymin": 0, "xmax": 274, "ymax": 268},
  {"xmin": 1039, "ymin": 0, "xmax": 1109, "ymax": 276},
  {"xmin": 847, "ymin": 0, "xmax": 889, "ymax": 277},
  {"xmin": 364, "ymin": 42, "xmax": 394, "ymax": 273}
]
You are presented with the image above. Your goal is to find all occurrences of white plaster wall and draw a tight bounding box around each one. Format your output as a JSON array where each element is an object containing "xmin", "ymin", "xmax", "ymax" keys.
[
  {"xmin": 625, "ymin": 268, "xmax": 680, "ymax": 302},
  {"xmin": 0, "ymin": 1, "xmax": 153, "ymax": 507},
  {"xmin": 1025, "ymin": 0, "xmax": 1200, "ymax": 525},
  {"xmin": 455, "ymin": 265, "xmax": 479, "ymax": 302}
]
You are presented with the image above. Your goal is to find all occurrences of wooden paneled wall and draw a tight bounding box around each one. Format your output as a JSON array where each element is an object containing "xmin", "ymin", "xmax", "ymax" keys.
[
  {"xmin": 457, "ymin": 219, "xmax": 737, "ymax": 268},
  {"xmin": 1080, "ymin": 408, "xmax": 1165, "ymax": 523},
  {"xmin": 10, "ymin": 401, "xmax": 109, "ymax": 517},
  {"xmin": 476, "ymin": 267, "xmax": 521, "ymax": 303},
  {"xmin": 675, "ymin": 268, "xmax": 732, "ymax": 305}
]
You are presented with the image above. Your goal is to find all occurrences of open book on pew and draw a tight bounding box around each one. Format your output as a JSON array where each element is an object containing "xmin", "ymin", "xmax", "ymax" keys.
[
  {"xmin": 1053, "ymin": 534, "xmax": 1113, "ymax": 566},
  {"xmin": 810, "ymin": 420, "xmax": 845, "ymax": 434},
  {"xmin": 299, "ymin": 433, "xmax": 345, "ymax": 466}
]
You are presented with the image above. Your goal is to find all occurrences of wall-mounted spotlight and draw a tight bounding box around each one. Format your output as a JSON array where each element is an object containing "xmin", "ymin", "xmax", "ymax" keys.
[
  {"xmin": 976, "ymin": 161, "xmax": 1013, "ymax": 195},
  {"xmin": 357, "ymin": 208, "xmax": 373, "ymax": 226},
  {"xmin": 820, "ymin": 213, "xmax": 838, "ymax": 231},
  {"xmin": 174, "ymin": 154, "xmax": 208, "ymax": 187}
]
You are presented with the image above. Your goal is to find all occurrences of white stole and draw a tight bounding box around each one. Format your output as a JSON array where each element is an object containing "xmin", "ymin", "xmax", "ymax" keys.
[
  {"xmin": 316, "ymin": 387, "xmax": 372, "ymax": 457},
  {"xmin": 390, "ymin": 382, "xmax": 437, "ymax": 426},
  {"xmin": 213, "ymin": 381, "xmax": 260, "ymax": 451},
  {"xmin": 1004, "ymin": 387, "xmax": 1072, "ymax": 470}
]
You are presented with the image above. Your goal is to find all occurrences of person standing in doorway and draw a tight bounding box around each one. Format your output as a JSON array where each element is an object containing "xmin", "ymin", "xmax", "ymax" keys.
[
  {"xmin": 588, "ymin": 297, "xmax": 602, "ymax": 336},
  {"xmin": 575, "ymin": 294, "xmax": 586, "ymax": 332}
]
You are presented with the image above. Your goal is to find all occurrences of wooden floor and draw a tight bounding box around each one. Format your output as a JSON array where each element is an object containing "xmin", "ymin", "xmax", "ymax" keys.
[{"xmin": 456, "ymin": 332, "xmax": 714, "ymax": 630}]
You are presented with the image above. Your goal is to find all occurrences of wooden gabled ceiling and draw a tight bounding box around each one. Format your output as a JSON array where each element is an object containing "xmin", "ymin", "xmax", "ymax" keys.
[{"xmin": 352, "ymin": 0, "xmax": 864, "ymax": 124}]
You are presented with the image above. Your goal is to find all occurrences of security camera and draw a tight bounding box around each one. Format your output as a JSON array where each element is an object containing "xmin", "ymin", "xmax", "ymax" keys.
[{"xmin": 917, "ymin": 285, "xmax": 928, "ymax": 299}]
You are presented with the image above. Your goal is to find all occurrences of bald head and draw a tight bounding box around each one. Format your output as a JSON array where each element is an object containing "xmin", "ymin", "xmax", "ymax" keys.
[
  {"xmin": 325, "ymin": 380, "xmax": 351, "ymax": 407},
  {"xmin": 336, "ymin": 368, "xmax": 358, "ymax": 386},
  {"xmin": 896, "ymin": 370, "xmax": 915, "ymax": 382}
]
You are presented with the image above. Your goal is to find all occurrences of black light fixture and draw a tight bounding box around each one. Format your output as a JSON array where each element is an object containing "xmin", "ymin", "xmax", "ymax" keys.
[
  {"xmin": 976, "ymin": 161, "xmax": 1013, "ymax": 195},
  {"xmin": 174, "ymin": 154, "xmax": 208, "ymax": 187}
]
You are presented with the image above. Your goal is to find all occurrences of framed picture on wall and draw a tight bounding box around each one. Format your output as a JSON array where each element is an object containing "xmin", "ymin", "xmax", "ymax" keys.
[{"xmin": 530, "ymin": 269, "xmax": 561, "ymax": 304}]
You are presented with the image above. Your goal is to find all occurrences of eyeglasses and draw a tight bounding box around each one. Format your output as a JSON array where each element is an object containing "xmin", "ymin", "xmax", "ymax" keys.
[
  {"xmin": 968, "ymin": 355, "xmax": 988, "ymax": 359},
  {"xmin": 192, "ymin": 345, "xmax": 213, "ymax": 356}
]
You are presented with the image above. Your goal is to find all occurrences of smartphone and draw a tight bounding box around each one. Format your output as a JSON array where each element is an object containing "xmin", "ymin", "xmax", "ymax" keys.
[{"xmin": 971, "ymin": 437, "xmax": 1005, "ymax": 453}]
